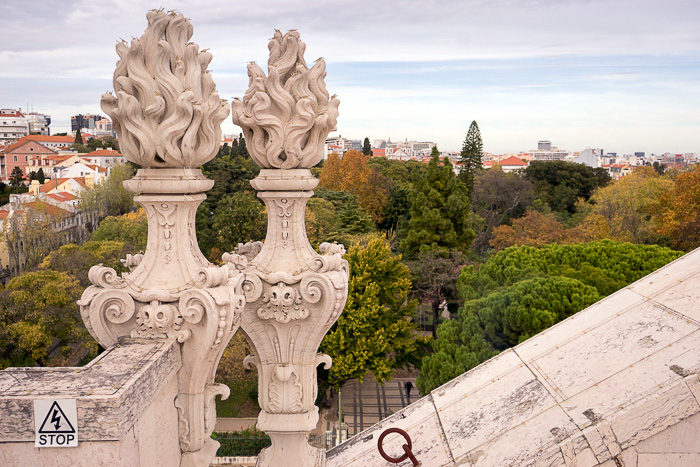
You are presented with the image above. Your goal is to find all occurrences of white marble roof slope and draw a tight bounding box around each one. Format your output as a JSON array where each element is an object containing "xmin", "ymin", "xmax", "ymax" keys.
[{"xmin": 327, "ymin": 247, "xmax": 700, "ymax": 467}]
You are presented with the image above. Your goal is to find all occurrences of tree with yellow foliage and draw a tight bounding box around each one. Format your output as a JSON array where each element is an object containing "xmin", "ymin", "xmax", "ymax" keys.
[
  {"xmin": 319, "ymin": 150, "xmax": 389, "ymax": 223},
  {"xmin": 653, "ymin": 165, "xmax": 700, "ymax": 251}
]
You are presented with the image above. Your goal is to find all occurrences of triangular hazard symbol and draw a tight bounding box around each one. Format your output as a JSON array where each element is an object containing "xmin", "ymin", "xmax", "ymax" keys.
[{"xmin": 38, "ymin": 401, "xmax": 76, "ymax": 434}]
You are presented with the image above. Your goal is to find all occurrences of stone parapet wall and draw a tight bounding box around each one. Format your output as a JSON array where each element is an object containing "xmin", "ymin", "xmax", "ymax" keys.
[
  {"xmin": 0, "ymin": 338, "xmax": 181, "ymax": 466},
  {"xmin": 327, "ymin": 247, "xmax": 700, "ymax": 466}
]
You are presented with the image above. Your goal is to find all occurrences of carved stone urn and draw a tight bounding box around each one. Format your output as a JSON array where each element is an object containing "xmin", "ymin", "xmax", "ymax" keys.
[
  {"xmin": 77, "ymin": 10, "xmax": 243, "ymax": 467},
  {"xmin": 229, "ymin": 30, "xmax": 348, "ymax": 467}
]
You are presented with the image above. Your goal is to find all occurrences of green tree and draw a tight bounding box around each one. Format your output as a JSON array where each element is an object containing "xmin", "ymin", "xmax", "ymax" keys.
[
  {"xmin": 211, "ymin": 192, "xmax": 267, "ymax": 255},
  {"xmin": 79, "ymin": 163, "xmax": 135, "ymax": 223},
  {"xmin": 524, "ymin": 161, "xmax": 611, "ymax": 214},
  {"xmin": 314, "ymin": 190, "xmax": 377, "ymax": 244},
  {"xmin": 417, "ymin": 276, "xmax": 600, "ymax": 393},
  {"xmin": 408, "ymin": 249, "xmax": 465, "ymax": 338},
  {"xmin": 362, "ymin": 137, "xmax": 372, "ymax": 156},
  {"xmin": 653, "ymin": 161, "xmax": 666, "ymax": 175},
  {"xmin": 417, "ymin": 240, "xmax": 683, "ymax": 393},
  {"xmin": 381, "ymin": 185, "xmax": 412, "ymax": 232},
  {"xmin": 0, "ymin": 270, "xmax": 97, "ymax": 369},
  {"xmin": 196, "ymin": 150, "xmax": 261, "ymax": 257},
  {"xmin": 471, "ymin": 165, "xmax": 534, "ymax": 252},
  {"xmin": 237, "ymin": 133, "xmax": 249, "ymax": 158},
  {"xmin": 458, "ymin": 120, "xmax": 483, "ymax": 196},
  {"xmin": 87, "ymin": 138, "xmax": 104, "ymax": 151},
  {"xmin": 400, "ymin": 153, "xmax": 474, "ymax": 256},
  {"xmin": 35, "ymin": 168, "xmax": 46, "ymax": 184},
  {"xmin": 89, "ymin": 209, "xmax": 148, "ymax": 251},
  {"xmin": 9, "ymin": 166, "xmax": 24, "ymax": 189},
  {"xmin": 459, "ymin": 240, "xmax": 683, "ymax": 301},
  {"xmin": 320, "ymin": 234, "xmax": 429, "ymax": 388},
  {"xmin": 74, "ymin": 127, "xmax": 83, "ymax": 144},
  {"xmin": 41, "ymin": 241, "xmax": 133, "ymax": 288},
  {"xmin": 305, "ymin": 198, "xmax": 341, "ymax": 249},
  {"xmin": 69, "ymin": 143, "xmax": 91, "ymax": 153}
]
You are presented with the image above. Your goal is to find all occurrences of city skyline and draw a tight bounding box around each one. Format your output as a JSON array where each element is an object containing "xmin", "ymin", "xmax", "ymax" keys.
[{"xmin": 1, "ymin": 0, "xmax": 699, "ymax": 154}]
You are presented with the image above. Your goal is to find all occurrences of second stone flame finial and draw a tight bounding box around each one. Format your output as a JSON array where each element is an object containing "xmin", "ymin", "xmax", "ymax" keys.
[{"xmin": 231, "ymin": 29, "xmax": 340, "ymax": 169}]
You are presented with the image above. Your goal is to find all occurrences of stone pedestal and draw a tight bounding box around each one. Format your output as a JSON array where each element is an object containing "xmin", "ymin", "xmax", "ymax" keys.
[
  {"xmin": 226, "ymin": 170, "xmax": 346, "ymax": 467},
  {"xmin": 78, "ymin": 169, "xmax": 245, "ymax": 466},
  {"xmin": 229, "ymin": 29, "xmax": 346, "ymax": 466}
]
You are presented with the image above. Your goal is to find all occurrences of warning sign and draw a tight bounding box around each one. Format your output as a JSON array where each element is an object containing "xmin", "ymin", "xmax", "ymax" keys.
[{"xmin": 33, "ymin": 399, "xmax": 78, "ymax": 447}]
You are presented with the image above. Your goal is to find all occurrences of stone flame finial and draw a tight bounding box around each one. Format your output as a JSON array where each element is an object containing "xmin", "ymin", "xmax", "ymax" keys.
[
  {"xmin": 101, "ymin": 9, "xmax": 230, "ymax": 168},
  {"xmin": 232, "ymin": 30, "xmax": 340, "ymax": 169}
]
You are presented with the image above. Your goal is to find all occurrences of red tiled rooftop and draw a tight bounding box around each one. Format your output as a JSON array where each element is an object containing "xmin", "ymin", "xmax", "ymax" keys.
[
  {"xmin": 24, "ymin": 135, "xmax": 74, "ymax": 143},
  {"xmin": 47, "ymin": 192, "xmax": 78, "ymax": 202},
  {"xmin": 24, "ymin": 202, "xmax": 69, "ymax": 216},
  {"xmin": 499, "ymin": 155, "xmax": 528, "ymax": 166},
  {"xmin": 84, "ymin": 149, "xmax": 122, "ymax": 157},
  {"xmin": 0, "ymin": 111, "xmax": 24, "ymax": 118}
]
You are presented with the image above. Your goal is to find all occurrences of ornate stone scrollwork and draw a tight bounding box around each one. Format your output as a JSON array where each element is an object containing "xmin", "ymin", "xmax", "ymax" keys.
[
  {"xmin": 233, "ymin": 28, "xmax": 348, "ymax": 467},
  {"xmin": 257, "ymin": 282, "xmax": 309, "ymax": 322},
  {"xmin": 82, "ymin": 10, "xmax": 244, "ymax": 467}
]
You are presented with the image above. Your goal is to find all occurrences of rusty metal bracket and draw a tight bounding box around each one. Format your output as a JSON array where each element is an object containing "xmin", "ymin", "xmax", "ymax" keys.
[{"xmin": 377, "ymin": 427, "xmax": 420, "ymax": 466}]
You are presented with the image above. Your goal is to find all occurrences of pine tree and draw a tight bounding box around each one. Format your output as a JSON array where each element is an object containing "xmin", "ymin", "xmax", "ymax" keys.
[
  {"xmin": 400, "ymin": 152, "xmax": 474, "ymax": 257},
  {"xmin": 458, "ymin": 120, "xmax": 483, "ymax": 196},
  {"xmin": 36, "ymin": 168, "xmax": 46, "ymax": 184},
  {"xmin": 237, "ymin": 133, "xmax": 249, "ymax": 158},
  {"xmin": 74, "ymin": 127, "xmax": 83, "ymax": 145},
  {"xmin": 362, "ymin": 137, "xmax": 372, "ymax": 156}
]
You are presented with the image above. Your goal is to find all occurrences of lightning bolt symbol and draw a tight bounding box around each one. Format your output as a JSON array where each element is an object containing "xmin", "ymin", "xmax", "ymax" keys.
[{"xmin": 51, "ymin": 409, "xmax": 61, "ymax": 430}]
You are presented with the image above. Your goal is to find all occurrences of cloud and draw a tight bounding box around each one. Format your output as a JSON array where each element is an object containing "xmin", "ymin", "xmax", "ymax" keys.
[{"xmin": 1, "ymin": 0, "xmax": 699, "ymax": 154}]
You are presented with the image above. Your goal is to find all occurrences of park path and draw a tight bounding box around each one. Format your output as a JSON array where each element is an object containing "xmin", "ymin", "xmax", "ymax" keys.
[{"xmin": 336, "ymin": 377, "xmax": 420, "ymax": 437}]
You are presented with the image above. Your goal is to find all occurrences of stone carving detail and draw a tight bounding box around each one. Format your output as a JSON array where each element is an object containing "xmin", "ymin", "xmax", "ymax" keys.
[
  {"xmin": 133, "ymin": 300, "xmax": 184, "ymax": 340},
  {"xmin": 257, "ymin": 282, "xmax": 309, "ymax": 322},
  {"xmin": 80, "ymin": 11, "xmax": 244, "ymax": 467},
  {"xmin": 276, "ymin": 198, "xmax": 293, "ymax": 247},
  {"xmin": 232, "ymin": 28, "xmax": 348, "ymax": 467},
  {"xmin": 269, "ymin": 364, "xmax": 304, "ymax": 413},
  {"xmin": 101, "ymin": 9, "xmax": 229, "ymax": 168},
  {"xmin": 231, "ymin": 30, "xmax": 340, "ymax": 169}
]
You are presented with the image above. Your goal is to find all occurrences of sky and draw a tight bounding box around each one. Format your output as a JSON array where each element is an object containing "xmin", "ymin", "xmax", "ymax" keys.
[{"xmin": 1, "ymin": 0, "xmax": 699, "ymax": 155}]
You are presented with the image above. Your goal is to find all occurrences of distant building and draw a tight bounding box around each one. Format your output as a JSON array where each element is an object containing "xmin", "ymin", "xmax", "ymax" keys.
[
  {"xmin": 81, "ymin": 149, "xmax": 126, "ymax": 168},
  {"xmin": 0, "ymin": 135, "xmax": 80, "ymax": 181},
  {"xmin": 0, "ymin": 190, "xmax": 93, "ymax": 276},
  {"xmin": 572, "ymin": 148, "xmax": 600, "ymax": 168},
  {"xmin": 602, "ymin": 163, "xmax": 633, "ymax": 180},
  {"xmin": 71, "ymin": 114, "xmax": 104, "ymax": 132},
  {"xmin": 324, "ymin": 136, "xmax": 361, "ymax": 158},
  {"xmin": 21, "ymin": 134, "xmax": 74, "ymax": 150},
  {"xmin": 0, "ymin": 109, "xmax": 29, "ymax": 146},
  {"xmin": 660, "ymin": 154, "xmax": 686, "ymax": 170},
  {"xmin": 497, "ymin": 155, "xmax": 529, "ymax": 173},
  {"xmin": 25, "ymin": 112, "xmax": 51, "ymax": 135},
  {"xmin": 529, "ymin": 141, "xmax": 569, "ymax": 161}
]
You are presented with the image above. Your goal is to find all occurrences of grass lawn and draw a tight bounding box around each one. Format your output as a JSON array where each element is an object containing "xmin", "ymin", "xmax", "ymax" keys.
[{"xmin": 216, "ymin": 375, "xmax": 259, "ymax": 418}]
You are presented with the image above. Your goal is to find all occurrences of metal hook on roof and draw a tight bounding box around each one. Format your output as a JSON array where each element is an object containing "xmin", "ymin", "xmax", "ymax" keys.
[{"xmin": 377, "ymin": 427, "xmax": 420, "ymax": 466}]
